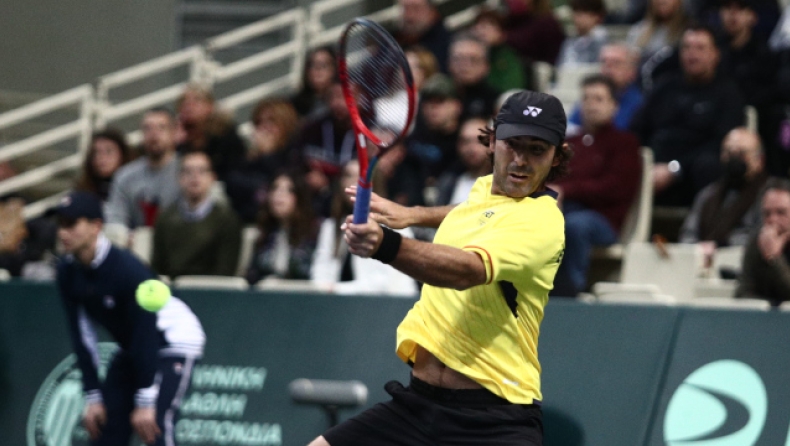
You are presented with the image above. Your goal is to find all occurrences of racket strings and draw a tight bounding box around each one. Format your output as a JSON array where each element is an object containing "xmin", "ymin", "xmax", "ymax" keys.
[{"xmin": 343, "ymin": 24, "xmax": 411, "ymax": 147}]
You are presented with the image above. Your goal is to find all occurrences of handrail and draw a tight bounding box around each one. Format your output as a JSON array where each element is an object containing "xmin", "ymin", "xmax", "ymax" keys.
[
  {"xmin": 206, "ymin": 9, "xmax": 304, "ymax": 51},
  {"xmin": 0, "ymin": 85, "xmax": 92, "ymax": 130}
]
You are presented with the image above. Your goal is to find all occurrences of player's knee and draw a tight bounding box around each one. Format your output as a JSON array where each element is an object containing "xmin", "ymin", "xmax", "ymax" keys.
[{"xmin": 307, "ymin": 435, "xmax": 331, "ymax": 446}]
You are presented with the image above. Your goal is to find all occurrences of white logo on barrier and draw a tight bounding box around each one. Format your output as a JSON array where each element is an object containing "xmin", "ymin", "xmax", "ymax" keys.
[
  {"xmin": 27, "ymin": 343, "xmax": 117, "ymax": 446},
  {"xmin": 523, "ymin": 106, "xmax": 542, "ymax": 117},
  {"xmin": 664, "ymin": 359, "xmax": 767, "ymax": 446}
]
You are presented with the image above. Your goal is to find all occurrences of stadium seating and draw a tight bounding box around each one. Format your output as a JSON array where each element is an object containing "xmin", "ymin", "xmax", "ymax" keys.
[
  {"xmin": 172, "ymin": 275, "xmax": 248, "ymax": 290},
  {"xmin": 236, "ymin": 225, "xmax": 260, "ymax": 277},
  {"xmin": 592, "ymin": 147, "xmax": 654, "ymax": 261},
  {"xmin": 683, "ymin": 297, "xmax": 771, "ymax": 311}
]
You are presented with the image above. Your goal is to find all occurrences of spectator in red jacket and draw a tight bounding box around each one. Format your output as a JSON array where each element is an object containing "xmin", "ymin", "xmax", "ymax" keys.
[{"xmin": 551, "ymin": 74, "xmax": 643, "ymax": 297}]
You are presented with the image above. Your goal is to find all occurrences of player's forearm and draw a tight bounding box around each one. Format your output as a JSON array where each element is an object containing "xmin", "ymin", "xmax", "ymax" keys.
[
  {"xmin": 390, "ymin": 237, "xmax": 486, "ymax": 290},
  {"xmin": 406, "ymin": 205, "xmax": 455, "ymax": 228}
]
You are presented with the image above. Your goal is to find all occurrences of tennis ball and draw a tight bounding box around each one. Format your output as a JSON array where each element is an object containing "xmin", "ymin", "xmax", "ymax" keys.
[{"xmin": 136, "ymin": 279, "xmax": 171, "ymax": 312}]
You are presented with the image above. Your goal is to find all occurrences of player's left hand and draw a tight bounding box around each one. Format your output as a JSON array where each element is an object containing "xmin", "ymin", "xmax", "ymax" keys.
[
  {"xmin": 342, "ymin": 215, "xmax": 384, "ymax": 258},
  {"xmin": 131, "ymin": 407, "xmax": 161, "ymax": 445}
]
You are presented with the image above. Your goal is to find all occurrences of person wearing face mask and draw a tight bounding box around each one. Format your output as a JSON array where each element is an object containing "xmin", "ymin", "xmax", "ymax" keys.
[{"xmin": 679, "ymin": 127, "xmax": 769, "ymax": 262}]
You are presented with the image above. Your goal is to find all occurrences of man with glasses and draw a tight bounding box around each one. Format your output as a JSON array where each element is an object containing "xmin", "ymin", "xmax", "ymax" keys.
[{"xmin": 151, "ymin": 151, "xmax": 241, "ymax": 278}]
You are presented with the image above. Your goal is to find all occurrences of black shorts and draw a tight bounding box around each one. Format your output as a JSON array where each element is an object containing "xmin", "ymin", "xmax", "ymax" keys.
[{"xmin": 322, "ymin": 375, "xmax": 543, "ymax": 446}]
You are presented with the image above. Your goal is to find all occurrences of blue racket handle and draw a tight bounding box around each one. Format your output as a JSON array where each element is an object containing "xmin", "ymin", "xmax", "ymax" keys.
[{"xmin": 353, "ymin": 183, "xmax": 372, "ymax": 223}]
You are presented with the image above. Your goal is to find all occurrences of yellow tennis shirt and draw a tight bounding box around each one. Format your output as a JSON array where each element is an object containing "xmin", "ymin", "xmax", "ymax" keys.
[{"xmin": 396, "ymin": 175, "xmax": 565, "ymax": 404}]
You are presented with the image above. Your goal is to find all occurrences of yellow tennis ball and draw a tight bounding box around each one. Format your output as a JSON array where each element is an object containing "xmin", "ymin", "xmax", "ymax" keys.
[{"xmin": 136, "ymin": 280, "xmax": 171, "ymax": 312}]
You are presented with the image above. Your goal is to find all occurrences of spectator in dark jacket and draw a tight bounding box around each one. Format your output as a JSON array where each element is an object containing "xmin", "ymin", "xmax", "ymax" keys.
[
  {"xmin": 551, "ymin": 75, "xmax": 643, "ymax": 297},
  {"xmin": 631, "ymin": 25, "xmax": 745, "ymax": 206},
  {"xmin": 504, "ymin": 0, "xmax": 566, "ymax": 67},
  {"xmin": 737, "ymin": 178, "xmax": 790, "ymax": 305},
  {"xmin": 393, "ymin": 0, "xmax": 453, "ymax": 73}
]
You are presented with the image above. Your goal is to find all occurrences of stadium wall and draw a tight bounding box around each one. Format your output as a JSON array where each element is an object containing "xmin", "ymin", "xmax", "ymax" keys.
[{"xmin": 1, "ymin": 282, "xmax": 788, "ymax": 445}]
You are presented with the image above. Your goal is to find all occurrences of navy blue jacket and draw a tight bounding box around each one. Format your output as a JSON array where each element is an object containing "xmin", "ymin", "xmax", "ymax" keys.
[{"xmin": 56, "ymin": 237, "xmax": 160, "ymax": 403}]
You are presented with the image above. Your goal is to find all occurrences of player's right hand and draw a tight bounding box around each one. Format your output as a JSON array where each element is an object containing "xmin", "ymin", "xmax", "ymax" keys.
[
  {"xmin": 345, "ymin": 186, "xmax": 411, "ymax": 229},
  {"xmin": 83, "ymin": 402, "xmax": 107, "ymax": 440}
]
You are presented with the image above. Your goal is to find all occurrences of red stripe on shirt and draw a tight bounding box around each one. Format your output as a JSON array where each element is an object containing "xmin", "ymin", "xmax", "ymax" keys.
[{"xmin": 464, "ymin": 245, "xmax": 494, "ymax": 285}]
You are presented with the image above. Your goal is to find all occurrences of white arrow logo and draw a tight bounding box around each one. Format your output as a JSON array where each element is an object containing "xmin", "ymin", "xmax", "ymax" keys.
[{"xmin": 523, "ymin": 106, "xmax": 542, "ymax": 117}]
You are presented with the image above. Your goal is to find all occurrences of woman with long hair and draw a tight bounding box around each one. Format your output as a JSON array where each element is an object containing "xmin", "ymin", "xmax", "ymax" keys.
[
  {"xmin": 75, "ymin": 128, "xmax": 132, "ymax": 201},
  {"xmin": 290, "ymin": 46, "xmax": 338, "ymax": 118},
  {"xmin": 245, "ymin": 171, "xmax": 319, "ymax": 284},
  {"xmin": 627, "ymin": 0, "xmax": 690, "ymax": 64}
]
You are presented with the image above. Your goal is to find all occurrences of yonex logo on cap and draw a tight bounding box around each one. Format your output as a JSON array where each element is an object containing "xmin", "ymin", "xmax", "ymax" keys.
[{"xmin": 523, "ymin": 106, "xmax": 543, "ymax": 117}]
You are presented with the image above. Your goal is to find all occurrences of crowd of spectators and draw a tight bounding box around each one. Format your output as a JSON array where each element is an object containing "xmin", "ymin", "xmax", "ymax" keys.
[{"xmin": 4, "ymin": 0, "xmax": 790, "ymax": 303}]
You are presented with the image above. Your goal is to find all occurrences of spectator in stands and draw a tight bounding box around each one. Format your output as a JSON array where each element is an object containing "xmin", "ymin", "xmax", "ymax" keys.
[
  {"xmin": 294, "ymin": 82, "xmax": 356, "ymax": 217},
  {"xmin": 291, "ymin": 47, "xmax": 338, "ymax": 118},
  {"xmin": 471, "ymin": 8, "xmax": 527, "ymax": 92},
  {"xmin": 719, "ymin": 0, "xmax": 777, "ymax": 108},
  {"xmin": 75, "ymin": 129, "xmax": 133, "ymax": 201},
  {"xmin": 105, "ymin": 108, "xmax": 181, "ymax": 235},
  {"xmin": 226, "ymin": 98, "xmax": 300, "ymax": 223},
  {"xmin": 631, "ymin": 25, "xmax": 745, "ymax": 207},
  {"xmin": 0, "ymin": 195, "xmax": 57, "ymax": 278},
  {"xmin": 435, "ymin": 116, "xmax": 493, "ymax": 206},
  {"xmin": 376, "ymin": 139, "xmax": 427, "ymax": 207},
  {"xmin": 311, "ymin": 159, "xmax": 418, "ymax": 296},
  {"xmin": 448, "ymin": 33, "xmax": 501, "ymax": 119},
  {"xmin": 568, "ymin": 43, "xmax": 644, "ymax": 135},
  {"xmin": 550, "ymin": 75, "xmax": 642, "ymax": 297},
  {"xmin": 408, "ymin": 74, "xmax": 464, "ymax": 181},
  {"xmin": 393, "ymin": 0, "xmax": 452, "ymax": 73},
  {"xmin": 557, "ymin": 0, "xmax": 609, "ymax": 67},
  {"xmin": 405, "ymin": 46, "xmax": 440, "ymax": 92},
  {"xmin": 719, "ymin": 0, "xmax": 785, "ymax": 177},
  {"xmin": 680, "ymin": 128, "xmax": 768, "ymax": 256},
  {"xmin": 736, "ymin": 177, "xmax": 790, "ymax": 304},
  {"xmin": 175, "ymin": 84, "xmax": 246, "ymax": 182},
  {"xmin": 152, "ymin": 152, "xmax": 241, "ymax": 278},
  {"xmin": 627, "ymin": 0, "xmax": 690, "ymax": 66},
  {"xmin": 245, "ymin": 172, "xmax": 318, "ymax": 284},
  {"xmin": 504, "ymin": 0, "xmax": 566, "ymax": 67}
]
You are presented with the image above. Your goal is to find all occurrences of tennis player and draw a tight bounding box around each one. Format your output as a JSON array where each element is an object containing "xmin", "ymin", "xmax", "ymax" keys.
[
  {"xmin": 54, "ymin": 191, "xmax": 205, "ymax": 446},
  {"xmin": 309, "ymin": 90, "xmax": 571, "ymax": 446}
]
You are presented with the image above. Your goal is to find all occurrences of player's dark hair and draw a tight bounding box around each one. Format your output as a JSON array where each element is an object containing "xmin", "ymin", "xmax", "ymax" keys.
[{"xmin": 478, "ymin": 126, "xmax": 573, "ymax": 182}]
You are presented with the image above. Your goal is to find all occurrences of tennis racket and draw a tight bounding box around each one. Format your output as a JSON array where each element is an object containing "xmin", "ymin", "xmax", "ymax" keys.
[{"xmin": 338, "ymin": 18, "xmax": 416, "ymax": 223}]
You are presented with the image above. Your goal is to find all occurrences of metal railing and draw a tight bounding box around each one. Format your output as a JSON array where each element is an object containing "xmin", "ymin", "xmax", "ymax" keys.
[{"xmin": 0, "ymin": 0, "xmax": 493, "ymax": 219}]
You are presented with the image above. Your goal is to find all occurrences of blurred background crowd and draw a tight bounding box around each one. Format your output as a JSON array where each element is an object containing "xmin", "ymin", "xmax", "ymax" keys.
[{"xmin": 3, "ymin": 0, "xmax": 790, "ymax": 302}]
